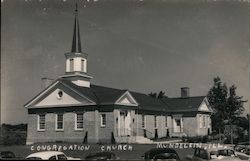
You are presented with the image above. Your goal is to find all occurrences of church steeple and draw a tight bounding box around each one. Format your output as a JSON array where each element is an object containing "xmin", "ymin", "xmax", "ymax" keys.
[
  {"xmin": 60, "ymin": 4, "xmax": 93, "ymax": 88},
  {"xmin": 71, "ymin": 3, "xmax": 82, "ymax": 53}
]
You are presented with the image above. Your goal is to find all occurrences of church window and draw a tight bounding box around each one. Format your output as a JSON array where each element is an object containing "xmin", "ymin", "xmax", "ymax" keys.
[
  {"xmin": 142, "ymin": 115, "xmax": 146, "ymax": 128},
  {"xmin": 70, "ymin": 59, "xmax": 74, "ymax": 71},
  {"xmin": 75, "ymin": 113, "xmax": 84, "ymax": 130},
  {"xmin": 100, "ymin": 114, "xmax": 106, "ymax": 127},
  {"xmin": 176, "ymin": 119, "xmax": 181, "ymax": 126},
  {"xmin": 154, "ymin": 115, "xmax": 158, "ymax": 128},
  {"xmin": 38, "ymin": 114, "xmax": 45, "ymax": 131},
  {"xmin": 203, "ymin": 115, "xmax": 206, "ymax": 128},
  {"xmin": 165, "ymin": 115, "xmax": 168, "ymax": 127},
  {"xmin": 81, "ymin": 59, "xmax": 84, "ymax": 72},
  {"xmin": 56, "ymin": 90, "xmax": 63, "ymax": 99},
  {"xmin": 199, "ymin": 115, "xmax": 203, "ymax": 128},
  {"xmin": 56, "ymin": 114, "xmax": 64, "ymax": 130}
]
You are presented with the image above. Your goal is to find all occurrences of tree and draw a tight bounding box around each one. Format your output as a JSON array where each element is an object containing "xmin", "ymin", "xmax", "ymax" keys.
[
  {"xmin": 149, "ymin": 91, "xmax": 166, "ymax": 98},
  {"xmin": 207, "ymin": 77, "xmax": 228, "ymax": 134},
  {"xmin": 149, "ymin": 92, "xmax": 157, "ymax": 98},
  {"xmin": 158, "ymin": 91, "xmax": 165, "ymax": 98},
  {"xmin": 207, "ymin": 77, "xmax": 247, "ymax": 143},
  {"xmin": 226, "ymin": 85, "xmax": 245, "ymax": 122}
]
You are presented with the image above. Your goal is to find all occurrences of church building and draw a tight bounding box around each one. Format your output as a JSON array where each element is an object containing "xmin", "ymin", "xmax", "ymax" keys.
[{"xmin": 24, "ymin": 6, "xmax": 213, "ymax": 144}]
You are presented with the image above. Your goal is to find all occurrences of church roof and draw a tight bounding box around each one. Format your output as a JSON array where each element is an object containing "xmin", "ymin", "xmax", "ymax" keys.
[
  {"xmin": 25, "ymin": 78, "xmax": 209, "ymax": 114},
  {"xmin": 59, "ymin": 79, "xmax": 207, "ymax": 113},
  {"xmin": 160, "ymin": 96, "xmax": 207, "ymax": 112}
]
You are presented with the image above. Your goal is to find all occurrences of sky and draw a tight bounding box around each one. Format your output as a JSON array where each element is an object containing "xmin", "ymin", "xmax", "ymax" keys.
[{"xmin": 1, "ymin": 0, "xmax": 249, "ymax": 124}]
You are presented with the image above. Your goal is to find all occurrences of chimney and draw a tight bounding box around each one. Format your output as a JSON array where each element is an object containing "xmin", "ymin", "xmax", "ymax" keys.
[
  {"xmin": 181, "ymin": 87, "xmax": 189, "ymax": 98},
  {"xmin": 41, "ymin": 77, "xmax": 54, "ymax": 89}
]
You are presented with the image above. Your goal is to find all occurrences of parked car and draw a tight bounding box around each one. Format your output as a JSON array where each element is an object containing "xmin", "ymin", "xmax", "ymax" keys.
[
  {"xmin": 186, "ymin": 147, "xmax": 242, "ymax": 161},
  {"xmin": 85, "ymin": 151, "xmax": 118, "ymax": 160},
  {"xmin": 26, "ymin": 151, "xmax": 81, "ymax": 160},
  {"xmin": 234, "ymin": 143, "xmax": 250, "ymax": 161},
  {"xmin": 0, "ymin": 151, "xmax": 17, "ymax": 160},
  {"xmin": 143, "ymin": 148, "xmax": 181, "ymax": 161},
  {"xmin": 235, "ymin": 142, "xmax": 250, "ymax": 155}
]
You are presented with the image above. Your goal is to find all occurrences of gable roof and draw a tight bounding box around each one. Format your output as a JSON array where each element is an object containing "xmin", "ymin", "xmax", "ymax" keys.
[
  {"xmin": 60, "ymin": 79, "xmax": 126, "ymax": 105},
  {"xmin": 60, "ymin": 79, "xmax": 167, "ymax": 110},
  {"xmin": 130, "ymin": 91, "xmax": 168, "ymax": 112},
  {"xmin": 25, "ymin": 79, "xmax": 209, "ymax": 113},
  {"xmin": 160, "ymin": 96, "xmax": 207, "ymax": 112}
]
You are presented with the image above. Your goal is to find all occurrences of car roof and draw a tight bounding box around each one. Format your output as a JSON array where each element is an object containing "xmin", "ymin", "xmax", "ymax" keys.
[
  {"xmin": 147, "ymin": 148, "xmax": 178, "ymax": 152},
  {"xmin": 196, "ymin": 147, "xmax": 234, "ymax": 152},
  {"xmin": 26, "ymin": 151, "xmax": 64, "ymax": 159}
]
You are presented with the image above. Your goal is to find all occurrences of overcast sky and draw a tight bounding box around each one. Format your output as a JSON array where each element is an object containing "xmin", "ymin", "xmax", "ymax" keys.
[{"xmin": 1, "ymin": 0, "xmax": 249, "ymax": 124}]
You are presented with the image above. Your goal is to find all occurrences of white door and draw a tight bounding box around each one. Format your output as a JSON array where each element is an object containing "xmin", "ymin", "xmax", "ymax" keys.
[
  {"xmin": 124, "ymin": 111, "xmax": 131, "ymax": 136},
  {"xmin": 119, "ymin": 111, "xmax": 131, "ymax": 136},
  {"xmin": 120, "ymin": 112, "xmax": 125, "ymax": 136}
]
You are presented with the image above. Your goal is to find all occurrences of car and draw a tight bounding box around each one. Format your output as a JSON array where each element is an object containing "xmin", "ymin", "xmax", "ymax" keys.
[
  {"xmin": 234, "ymin": 143, "xmax": 250, "ymax": 161},
  {"xmin": 0, "ymin": 151, "xmax": 17, "ymax": 160},
  {"xmin": 143, "ymin": 148, "xmax": 181, "ymax": 161},
  {"xmin": 186, "ymin": 147, "xmax": 242, "ymax": 161},
  {"xmin": 25, "ymin": 151, "xmax": 81, "ymax": 160},
  {"xmin": 235, "ymin": 142, "xmax": 250, "ymax": 155},
  {"xmin": 84, "ymin": 151, "xmax": 118, "ymax": 160}
]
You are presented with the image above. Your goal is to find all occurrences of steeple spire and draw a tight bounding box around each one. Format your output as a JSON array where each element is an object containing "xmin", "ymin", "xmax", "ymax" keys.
[
  {"xmin": 71, "ymin": 3, "xmax": 82, "ymax": 53},
  {"xmin": 61, "ymin": 3, "xmax": 92, "ymax": 88}
]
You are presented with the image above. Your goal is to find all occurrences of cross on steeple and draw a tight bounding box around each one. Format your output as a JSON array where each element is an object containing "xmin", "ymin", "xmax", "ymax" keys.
[{"xmin": 71, "ymin": 3, "xmax": 82, "ymax": 53}]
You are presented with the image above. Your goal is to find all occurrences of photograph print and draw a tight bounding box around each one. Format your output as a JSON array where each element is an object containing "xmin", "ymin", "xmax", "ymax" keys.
[{"xmin": 1, "ymin": 0, "xmax": 249, "ymax": 160}]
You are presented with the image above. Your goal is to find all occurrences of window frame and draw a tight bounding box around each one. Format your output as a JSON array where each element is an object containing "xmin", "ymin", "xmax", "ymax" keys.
[
  {"xmin": 154, "ymin": 115, "xmax": 158, "ymax": 128},
  {"xmin": 176, "ymin": 119, "xmax": 181, "ymax": 126},
  {"xmin": 100, "ymin": 114, "xmax": 106, "ymax": 127},
  {"xmin": 75, "ymin": 113, "xmax": 84, "ymax": 130},
  {"xmin": 203, "ymin": 115, "xmax": 206, "ymax": 128},
  {"xmin": 81, "ymin": 59, "xmax": 85, "ymax": 72},
  {"xmin": 69, "ymin": 58, "xmax": 74, "ymax": 72},
  {"xmin": 55, "ymin": 113, "xmax": 64, "ymax": 131},
  {"xmin": 207, "ymin": 116, "xmax": 210, "ymax": 128},
  {"xmin": 199, "ymin": 115, "xmax": 203, "ymax": 128},
  {"xmin": 142, "ymin": 114, "xmax": 146, "ymax": 129},
  {"xmin": 37, "ymin": 114, "xmax": 45, "ymax": 131},
  {"xmin": 165, "ymin": 115, "xmax": 168, "ymax": 128}
]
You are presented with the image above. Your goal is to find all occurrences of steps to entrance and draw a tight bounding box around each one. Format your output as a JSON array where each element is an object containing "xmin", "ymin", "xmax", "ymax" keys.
[{"xmin": 135, "ymin": 136, "xmax": 153, "ymax": 144}]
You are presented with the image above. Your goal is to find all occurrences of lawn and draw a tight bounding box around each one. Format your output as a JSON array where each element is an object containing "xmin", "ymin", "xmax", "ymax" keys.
[{"xmin": 0, "ymin": 143, "xmax": 194, "ymax": 160}]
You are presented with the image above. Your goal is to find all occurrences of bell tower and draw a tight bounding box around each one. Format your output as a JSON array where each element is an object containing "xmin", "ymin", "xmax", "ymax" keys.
[{"xmin": 60, "ymin": 4, "xmax": 92, "ymax": 87}]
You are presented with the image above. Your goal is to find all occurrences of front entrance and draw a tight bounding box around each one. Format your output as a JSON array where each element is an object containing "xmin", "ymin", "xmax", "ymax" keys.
[
  {"xmin": 118, "ymin": 110, "xmax": 131, "ymax": 136},
  {"xmin": 173, "ymin": 118, "xmax": 182, "ymax": 133}
]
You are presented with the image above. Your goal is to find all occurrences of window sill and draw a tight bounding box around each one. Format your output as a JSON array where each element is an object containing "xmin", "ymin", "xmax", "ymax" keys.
[
  {"xmin": 100, "ymin": 125, "xmax": 106, "ymax": 128},
  {"xmin": 55, "ymin": 129, "xmax": 64, "ymax": 132},
  {"xmin": 37, "ymin": 129, "xmax": 45, "ymax": 132}
]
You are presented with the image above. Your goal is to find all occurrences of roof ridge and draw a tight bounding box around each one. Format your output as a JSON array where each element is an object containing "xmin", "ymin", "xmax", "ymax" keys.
[
  {"xmin": 91, "ymin": 84, "xmax": 127, "ymax": 92},
  {"xmin": 165, "ymin": 96, "xmax": 206, "ymax": 99}
]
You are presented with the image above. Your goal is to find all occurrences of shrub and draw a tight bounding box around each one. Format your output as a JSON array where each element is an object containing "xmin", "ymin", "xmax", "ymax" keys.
[{"xmin": 182, "ymin": 136, "xmax": 210, "ymax": 143}]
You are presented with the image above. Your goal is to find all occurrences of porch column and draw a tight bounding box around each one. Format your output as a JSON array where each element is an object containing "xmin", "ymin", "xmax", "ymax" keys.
[
  {"xmin": 117, "ymin": 110, "xmax": 120, "ymax": 136},
  {"xmin": 181, "ymin": 118, "xmax": 183, "ymax": 132}
]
